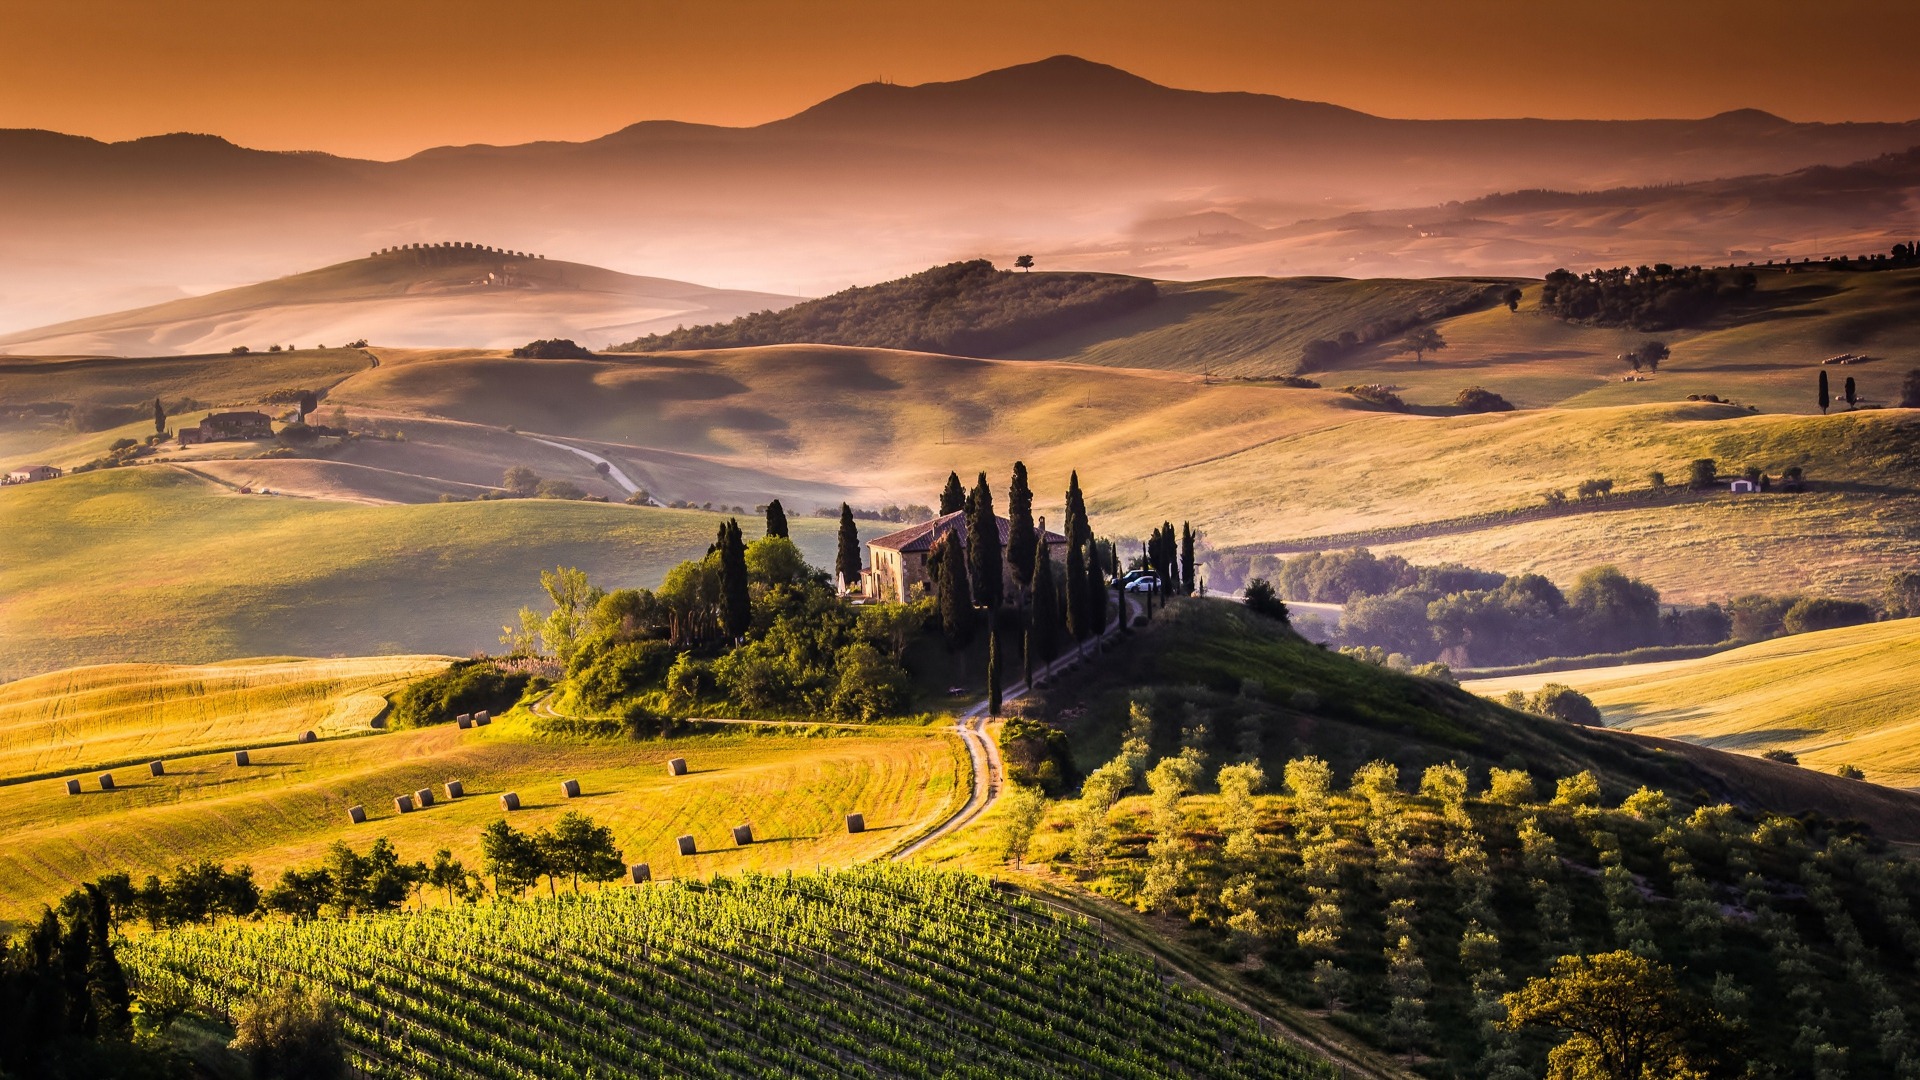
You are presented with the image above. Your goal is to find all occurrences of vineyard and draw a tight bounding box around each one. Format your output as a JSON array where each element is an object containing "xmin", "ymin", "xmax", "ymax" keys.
[{"xmin": 123, "ymin": 864, "xmax": 1338, "ymax": 1080}]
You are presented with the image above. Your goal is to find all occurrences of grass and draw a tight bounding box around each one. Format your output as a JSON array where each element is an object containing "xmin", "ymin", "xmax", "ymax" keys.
[
  {"xmin": 1464, "ymin": 617, "xmax": 1920, "ymax": 786},
  {"xmin": 0, "ymin": 655, "xmax": 447, "ymax": 781},
  {"xmin": 0, "ymin": 467, "xmax": 844, "ymax": 678},
  {"xmin": 0, "ymin": 679, "xmax": 964, "ymax": 926}
]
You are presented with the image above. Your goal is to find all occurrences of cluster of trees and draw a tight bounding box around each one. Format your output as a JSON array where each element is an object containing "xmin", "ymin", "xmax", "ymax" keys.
[
  {"xmin": 807, "ymin": 502, "xmax": 935, "ymax": 524},
  {"xmin": 1297, "ymin": 285, "xmax": 1506, "ymax": 368},
  {"xmin": 616, "ymin": 260, "xmax": 1158, "ymax": 356},
  {"xmin": 493, "ymin": 465, "xmax": 594, "ymax": 501},
  {"xmin": 477, "ymin": 814, "xmax": 624, "ymax": 896},
  {"xmin": 1541, "ymin": 264, "xmax": 1757, "ymax": 330},
  {"xmin": 509, "ymin": 338, "xmax": 594, "ymax": 359},
  {"xmin": 1453, "ymin": 386, "xmax": 1513, "ymax": 413},
  {"xmin": 390, "ymin": 658, "xmax": 531, "ymax": 727}
]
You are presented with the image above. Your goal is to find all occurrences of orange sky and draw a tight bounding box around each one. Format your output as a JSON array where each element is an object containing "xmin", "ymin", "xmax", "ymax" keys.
[{"xmin": 10, "ymin": 0, "xmax": 1920, "ymax": 159}]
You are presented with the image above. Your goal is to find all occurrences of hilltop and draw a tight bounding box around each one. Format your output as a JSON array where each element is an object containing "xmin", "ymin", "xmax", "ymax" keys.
[{"xmin": 0, "ymin": 247, "xmax": 799, "ymax": 356}]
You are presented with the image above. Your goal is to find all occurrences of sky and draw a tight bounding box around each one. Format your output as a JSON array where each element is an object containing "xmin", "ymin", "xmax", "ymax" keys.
[{"xmin": 8, "ymin": 0, "xmax": 1920, "ymax": 159}]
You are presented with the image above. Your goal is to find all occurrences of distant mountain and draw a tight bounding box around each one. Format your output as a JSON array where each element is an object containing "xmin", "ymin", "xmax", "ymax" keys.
[
  {"xmin": 2, "ymin": 55, "xmax": 1917, "ymax": 330},
  {"xmin": 0, "ymin": 248, "xmax": 800, "ymax": 356}
]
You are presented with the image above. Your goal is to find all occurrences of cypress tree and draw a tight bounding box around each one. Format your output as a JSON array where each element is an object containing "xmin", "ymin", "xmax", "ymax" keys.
[
  {"xmin": 1007, "ymin": 461, "xmax": 1036, "ymax": 594},
  {"xmin": 939, "ymin": 471, "xmax": 966, "ymax": 515},
  {"xmin": 1819, "ymin": 369, "xmax": 1830, "ymax": 414},
  {"xmin": 765, "ymin": 499, "xmax": 789, "ymax": 539},
  {"xmin": 1845, "ymin": 376, "xmax": 1857, "ymax": 409},
  {"xmin": 720, "ymin": 520, "xmax": 751, "ymax": 640},
  {"xmin": 152, "ymin": 397, "xmax": 165, "ymax": 435},
  {"xmin": 1065, "ymin": 531, "xmax": 1088, "ymax": 641},
  {"xmin": 1085, "ymin": 537, "xmax": 1108, "ymax": 635},
  {"xmin": 933, "ymin": 533, "xmax": 975, "ymax": 649},
  {"xmin": 1159, "ymin": 522, "xmax": 1177, "ymax": 598},
  {"xmin": 1065, "ymin": 471, "xmax": 1090, "ymax": 546},
  {"xmin": 835, "ymin": 504, "xmax": 861, "ymax": 592},
  {"xmin": 1029, "ymin": 524, "xmax": 1059, "ymax": 664},
  {"xmin": 987, "ymin": 623, "xmax": 1003, "ymax": 716},
  {"xmin": 966, "ymin": 471, "xmax": 1003, "ymax": 611},
  {"xmin": 1115, "ymin": 566, "xmax": 1130, "ymax": 636},
  {"xmin": 1180, "ymin": 522, "xmax": 1196, "ymax": 596}
]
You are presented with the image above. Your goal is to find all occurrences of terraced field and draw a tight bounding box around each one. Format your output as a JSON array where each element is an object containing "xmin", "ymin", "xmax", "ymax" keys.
[{"xmin": 124, "ymin": 864, "xmax": 1337, "ymax": 1079}]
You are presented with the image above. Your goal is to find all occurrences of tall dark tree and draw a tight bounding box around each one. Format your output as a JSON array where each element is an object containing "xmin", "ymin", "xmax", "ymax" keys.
[
  {"xmin": 1084, "ymin": 537, "xmax": 1108, "ymax": 636},
  {"xmin": 1028, "ymin": 525, "xmax": 1059, "ymax": 664},
  {"xmin": 719, "ymin": 520, "xmax": 751, "ymax": 640},
  {"xmin": 966, "ymin": 471, "xmax": 1003, "ymax": 611},
  {"xmin": 298, "ymin": 391, "xmax": 317, "ymax": 421},
  {"xmin": 1180, "ymin": 522, "xmax": 1197, "ymax": 596},
  {"xmin": 1844, "ymin": 376, "xmax": 1857, "ymax": 409},
  {"xmin": 1818, "ymin": 369, "xmax": 1830, "ymax": 414},
  {"xmin": 1064, "ymin": 471, "xmax": 1090, "ymax": 546},
  {"xmin": 1065, "ymin": 531, "xmax": 1088, "ymax": 641},
  {"xmin": 152, "ymin": 397, "xmax": 165, "ymax": 435},
  {"xmin": 1006, "ymin": 461, "xmax": 1037, "ymax": 595},
  {"xmin": 764, "ymin": 499, "xmax": 789, "ymax": 539},
  {"xmin": 987, "ymin": 623, "xmax": 1003, "ymax": 716},
  {"xmin": 932, "ymin": 533, "xmax": 975, "ymax": 649},
  {"xmin": 1503, "ymin": 287, "xmax": 1523, "ymax": 312},
  {"xmin": 939, "ymin": 471, "xmax": 966, "ymax": 515},
  {"xmin": 835, "ymin": 504, "xmax": 862, "ymax": 592}
]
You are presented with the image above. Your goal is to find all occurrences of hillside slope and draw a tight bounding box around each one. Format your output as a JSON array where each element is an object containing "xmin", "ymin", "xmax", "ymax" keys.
[
  {"xmin": 1465, "ymin": 618, "xmax": 1920, "ymax": 785},
  {"xmin": 0, "ymin": 250, "xmax": 799, "ymax": 356}
]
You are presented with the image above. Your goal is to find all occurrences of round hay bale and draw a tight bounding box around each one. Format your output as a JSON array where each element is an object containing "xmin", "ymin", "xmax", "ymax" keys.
[
  {"xmin": 64, "ymin": 778, "xmax": 81, "ymax": 796},
  {"xmin": 457, "ymin": 716, "xmax": 472, "ymax": 730},
  {"xmin": 347, "ymin": 805, "xmax": 367, "ymax": 824},
  {"xmin": 414, "ymin": 788, "xmax": 434, "ymax": 808},
  {"xmin": 500, "ymin": 792, "xmax": 521, "ymax": 811},
  {"xmin": 445, "ymin": 780, "xmax": 465, "ymax": 800},
  {"xmin": 98, "ymin": 773, "xmax": 115, "ymax": 791},
  {"xmin": 298, "ymin": 730, "xmax": 316, "ymax": 744},
  {"xmin": 561, "ymin": 778, "xmax": 582, "ymax": 798},
  {"xmin": 675, "ymin": 834, "xmax": 696, "ymax": 856},
  {"xmin": 845, "ymin": 812, "xmax": 866, "ymax": 834},
  {"xmin": 149, "ymin": 760, "xmax": 165, "ymax": 777},
  {"xmin": 475, "ymin": 710, "xmax": 490, "ymax": 724},
  {"xmin": 233, "ymin": 750, "xmax": 251, "ymax": 767},
  {"xmin": 629, "ymin": 864, "xmax": 652, "ymax": 884},
  {"xmin": 732, "ymin": 824, "xmax": 754, "ymax": 846},
  {"xmin": 667, "ymin": 757, "xmax": 688, "ymax": 776},
  {"xmin": 394, "ymin": 794, "xmax": 415, "ymax": 814}
]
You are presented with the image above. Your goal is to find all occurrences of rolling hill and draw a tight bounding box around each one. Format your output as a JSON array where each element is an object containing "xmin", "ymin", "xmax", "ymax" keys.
[
  {"xmin": 5, "ymin": 56, "xmax": 1918, "ymax": 331},
  {"xmin": 1465, "ymin": 617, "xmax": 1920, "ymax": 786},
  {"xmin": 0, "ymin": 249, "xmax": 799, "ymax": 356}
]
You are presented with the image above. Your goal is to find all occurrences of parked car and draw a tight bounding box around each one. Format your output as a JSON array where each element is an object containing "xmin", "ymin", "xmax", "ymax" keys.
[{"xmin": 1124, "ymin": 574, "xmax": 1161, "ymax": 593}]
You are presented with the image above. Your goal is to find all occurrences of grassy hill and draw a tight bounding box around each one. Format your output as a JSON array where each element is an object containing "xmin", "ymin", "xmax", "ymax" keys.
[
  {"xmin": 0, "ymin": 660, "xmax": 962, "ymax": 926},
  {"xmin": 0, "ymin": 251, "xmax": 800, "ymax": 356},
  {"xmin": 1465, "ymin": 618, "xmax": 1920, "ymax": 786},
  {"xmin": 123, "ymin": 864, "xmax": 1337, "ymax": 1079},
  {"xmin": 0, "ymin": 467, "xmax": 844, "ymax": 678}
]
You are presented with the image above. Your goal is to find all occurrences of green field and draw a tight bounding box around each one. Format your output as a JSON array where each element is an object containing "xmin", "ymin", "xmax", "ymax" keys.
[
  {"xmin": 124, "ymin": 864, "xmax": 1336, "ymax": 1079},
  {"xmin": 1465, "ymin": 617, "xmax": 1920, "ymax": 785},
  {"xmin": 0, "ymin": 467, "xmax": 844, "ymax": 677},
  {"xmin": 0, "ymin": 657, "xmax": 964, "ymax": 927}
]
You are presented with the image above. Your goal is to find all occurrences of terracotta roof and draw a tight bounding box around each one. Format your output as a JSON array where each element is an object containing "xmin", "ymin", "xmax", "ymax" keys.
[{"xmin": 868, "ymin": 510, "xmax": 1069, "ymax": 553}]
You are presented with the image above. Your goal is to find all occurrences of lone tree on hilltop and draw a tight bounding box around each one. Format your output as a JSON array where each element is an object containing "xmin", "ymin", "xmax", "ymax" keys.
[
  {"xmin": 939, "ymin": 471, "xmax": 966, "ymax": 515},
  {"xmin": 1403, "ymin": 325, "xmax": 1447, "ymax": 364},
  {"xmin": 835, "ymin": 504, "xmax": 861, "ymax": 592},
  {"xmin": 1015, "ymin": 255, "xmax": 1035, "ymax": 271},
  {"xmin": 1818, "ymin": 369, "xmax": 1830, "ymax": 414},
  {"xmin": 1504, "ymin": 287, "xmax": 1523, "ymax": 312},
  {"xmin": 764, "ymin": 498, "xmax": 789, "ymax": 539}
]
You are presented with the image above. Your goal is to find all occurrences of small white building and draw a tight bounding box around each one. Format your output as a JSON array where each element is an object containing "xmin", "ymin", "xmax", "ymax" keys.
[
  {"xmin": 1729, "ymin": 479, "xmax": 1758, "ymax": 494},
  {"xmin": 3, "ymin": 464, "xmax": 61, "ymax": 485}
]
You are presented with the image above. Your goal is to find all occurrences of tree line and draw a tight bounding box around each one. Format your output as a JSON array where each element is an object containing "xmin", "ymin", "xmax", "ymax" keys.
[{"xmin": 1541, "ymin": 264, "xmax": 1758, "ymax": 330}]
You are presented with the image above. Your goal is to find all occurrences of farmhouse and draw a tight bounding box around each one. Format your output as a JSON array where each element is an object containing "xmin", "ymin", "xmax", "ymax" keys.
[
  {"xmin": 178, "ymin": 411, "xmax": 273, "ymax": 445},
  {"xmin": 862, "ymin": 511, "xmax": 1069, "ymax": 603},
  {"xmin": 3, "ymin": 464, "xmax": 61, "ymax": 485}
]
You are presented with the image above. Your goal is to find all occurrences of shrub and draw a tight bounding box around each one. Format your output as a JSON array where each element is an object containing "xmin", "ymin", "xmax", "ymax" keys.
[
  {"xmin": 390, "ymin": 660, "xmax": 530, "ymax": 728},
  {"xmin": 1550, "ymin": 770, "xmax": 1602, "ymax": 808},
  {"xmin": 1242, "ymin": 577, "xmax": 1290, "ymax": 623},
  {"xmin": 567, "ymin": 640, "xmax": 676, "ymax": 712},
  {"xmin": 1528, "ymin": 684, "xmax": 1603, "ymax": 726},
  {"xmin": 1835, "ymin": 764, "xmax": 1866, "ymax": 780},
  {"xmin": 1341, "ymin": 384, "xmax": 1408, "ymax": 411},
  {"xmin": 1452, "ymin": 387, "xmax": 1513, "ymax": 413},
  {"xmin": 535, "ymin": 478, "xmax": 588, "ymax": 500},
  {"xmin": 1486, "ymin": 768, "xmax": 1535, "ymax": 804},
  {"xmin": 510, "ymin": 338, "xmax": 594, "ymax": 359},
  {"xmin": 1760, "ymin": 749, "xmax": 1800, "ymax": 765},
  {"xmin": 829, "ymin": 643, "xmax": 910, "ymax": 721},
  {"xmin": 1781, "ymin": 597, "xmax": 1876, "ymax": 635},
  {"xmin": 230, "ymin": 984, "xmax": 345, "ymax": 1080}
]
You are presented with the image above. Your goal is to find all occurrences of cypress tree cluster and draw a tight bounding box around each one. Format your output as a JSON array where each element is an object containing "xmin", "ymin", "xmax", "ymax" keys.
[{"xmin": 765, "ymin": 499, "xmax": 789, "ymax": 539}]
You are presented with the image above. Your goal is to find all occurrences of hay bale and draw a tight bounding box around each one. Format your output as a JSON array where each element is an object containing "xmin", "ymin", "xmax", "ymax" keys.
[
  {"xmin": 233, "ymin": 750, "xmax": 251, "ymax": 767},
  {"xmin": 414, "ymin": 788, "xmax": 434, "ymax": 808},
  {"xmin": 457, "ymin": 715, "xmax": 472, "ymax": 730},
  {"xmin": 561, "ymin": 778, "xmax": 581, "ymax": 798},
  {"xmin": 666, "ymin": 757, "xmax": 688, "ymax": 777},
  {"xmin": 500, "ymin": 792, "xmax": 521, "ymax": 811},
  {"xmin": 475, "ymin": 710, "xmax": 490, "ymax": 724},
  {"xmin": 629, "ymin": 864, "xmax": 652, "ymax": 884},
  {"xmin": 732, "ymin": 824, "xmax": 754, "ymax": 846},
  {"xmin": 676, "ymin": 834, "xmax": 696, "ymax": 856},
  {"xmin": 98, "ymin": 773, "xmax": 115, "ymax": 791},
  {"xmin": 149, "ymin": 760, "xmax": 165, "ymax": 777},
  {"xmin": 298, "ymin": 730, "xmax": 317, "ymax": 744},
  {"xmin": 64, "ymin": 778, "xmax": 81, "ymax": 795},
  {"xmin": 845, "ymin": 812, "xmax": 866, "ymax": 834},
  {"xmin": 394, "ymin": 794, "xmax": 415, "ymax": 813},
  {"xmin": 445, "ymin": 780, "xmax": 464, "ymax": 800},
  {"xmin": 347, "ymin": 805, "xmax": 367, "ymax": 824}
]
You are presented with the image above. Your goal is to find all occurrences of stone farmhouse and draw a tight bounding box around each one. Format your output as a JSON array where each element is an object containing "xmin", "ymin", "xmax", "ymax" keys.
[
  {"xmin": 179, "ymin": 411, "xmax": 273, "ymax": 446},
  {"xmin": 863, "ymin": 511, "xmax": 1069, "ymax": 603},
  {"xmin": 3, "ymin": 464, "xmax": 61, "ymax": 484}
]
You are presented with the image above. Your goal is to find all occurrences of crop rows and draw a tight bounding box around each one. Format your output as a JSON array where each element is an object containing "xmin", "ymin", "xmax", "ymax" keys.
[{"xmin": 124, "ymin": 864, "xmax": 1336, "ymax": 1079}]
